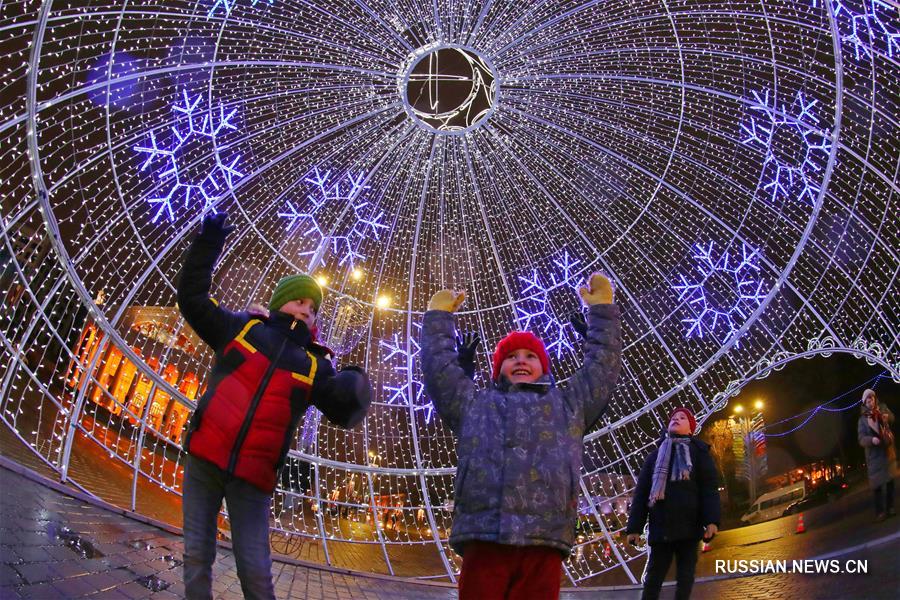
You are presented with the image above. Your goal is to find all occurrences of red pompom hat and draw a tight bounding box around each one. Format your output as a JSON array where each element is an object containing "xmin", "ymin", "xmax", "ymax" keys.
[
  {"xmin": 669, "ymin": 407, "xmax": 697, "ymax": 435},
  {"xmin": 491, "ymin": 331, "xmax": 550, "ymax": 382}
]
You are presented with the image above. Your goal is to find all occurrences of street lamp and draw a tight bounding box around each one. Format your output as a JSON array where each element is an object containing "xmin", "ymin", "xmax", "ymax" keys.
[{"xmin": 731, "ymin": 401, "xmax": 767, "ymax": 504}]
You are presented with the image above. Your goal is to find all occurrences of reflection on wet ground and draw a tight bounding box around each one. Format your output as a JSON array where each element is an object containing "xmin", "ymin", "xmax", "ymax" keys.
[{"xmin": 0, "ymin": 463, "xmax": 459, "ymax": 599}]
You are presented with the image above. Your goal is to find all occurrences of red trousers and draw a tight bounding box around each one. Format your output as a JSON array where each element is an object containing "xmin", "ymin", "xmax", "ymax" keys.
[{"xmin": 458, "ymin": 541, "xmax": 563, "ymax": 600}]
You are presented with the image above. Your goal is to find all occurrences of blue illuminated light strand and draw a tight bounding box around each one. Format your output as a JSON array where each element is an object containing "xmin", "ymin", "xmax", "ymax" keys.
[{"xmin": 763, "ymin": 371, "xmax": 889, "ymax": 438}]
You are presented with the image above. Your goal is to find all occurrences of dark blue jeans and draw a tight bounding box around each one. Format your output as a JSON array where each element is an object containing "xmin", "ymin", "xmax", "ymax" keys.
[
  {"xmin": 874, "ymin": 479, "xmax": 895, "ymax": 516},
  {"xmin": 182, "ymin": 455, "xmax": 275, "ymax": 600},
  {"xmin": 641, "ymin": 539, "xmax": 699, "ymax": 600}
]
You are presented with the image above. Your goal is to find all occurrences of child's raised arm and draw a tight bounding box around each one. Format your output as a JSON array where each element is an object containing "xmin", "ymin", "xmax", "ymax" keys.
[
  {"xmin": 176, "ymin": 212, "xmax": 245, "ymax": 351},
  {"xmin": 420, "ymin": 290, "xmax": 476, "ymax": 435},
  {"xmin": 562, "ymin": 273, "xmax": 623, "ymax": 431}
]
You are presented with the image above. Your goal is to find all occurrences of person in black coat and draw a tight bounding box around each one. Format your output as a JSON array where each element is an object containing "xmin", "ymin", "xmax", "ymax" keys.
[{"xmin": 625, "ymin": 407, "xmax": 721, "ymax": 600}]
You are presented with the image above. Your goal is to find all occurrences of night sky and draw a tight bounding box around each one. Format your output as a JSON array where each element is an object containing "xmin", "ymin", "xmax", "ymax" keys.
[{"xmin": 707, "ymin": 354, "xmax": 898, "ymax": 480}]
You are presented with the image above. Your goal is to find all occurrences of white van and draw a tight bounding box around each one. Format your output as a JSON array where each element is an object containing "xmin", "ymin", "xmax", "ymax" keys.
[{"xmin": 740, "ymin": 482, "xmax": 806, "ymax": 525}]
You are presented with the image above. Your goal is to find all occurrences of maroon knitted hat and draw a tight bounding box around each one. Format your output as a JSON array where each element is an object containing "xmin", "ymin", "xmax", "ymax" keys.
[
  {"xmin": 669, "ymin": 407, "xmax": 697, "ymax": 434},
  {"xmin": 492, "ymin": 331, "xmax": 550, "ymax": 382}
]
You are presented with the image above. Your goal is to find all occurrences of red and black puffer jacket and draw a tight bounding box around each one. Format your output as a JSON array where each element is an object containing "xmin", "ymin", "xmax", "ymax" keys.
[{"xmin": 177, "ymin": 230, "xmax": 371, "ymax": 493}]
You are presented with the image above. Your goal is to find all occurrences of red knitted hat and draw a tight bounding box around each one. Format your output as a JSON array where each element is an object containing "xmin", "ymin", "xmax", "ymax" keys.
[
  {"xmin": 492, "ymin": 331, "xmax": 550, "ymax": 382},
  {"xmin": 669, "ymin": 407, "xmax": 697, "ymax": 434}
]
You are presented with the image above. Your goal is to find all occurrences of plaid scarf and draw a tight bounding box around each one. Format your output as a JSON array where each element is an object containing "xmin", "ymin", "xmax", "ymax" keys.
[
  {"xmin": 865, "ymin": 405, "xmax": 895, "ymax": 447},
  {"xmin": 648, "ymin": 435, "xmax": 693, "ymax": 507}
]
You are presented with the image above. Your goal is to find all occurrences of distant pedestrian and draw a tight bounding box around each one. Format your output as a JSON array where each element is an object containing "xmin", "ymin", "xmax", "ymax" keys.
[{"xmin": 858, "ymin": 388, "xmax": 896, "ymax": 521}]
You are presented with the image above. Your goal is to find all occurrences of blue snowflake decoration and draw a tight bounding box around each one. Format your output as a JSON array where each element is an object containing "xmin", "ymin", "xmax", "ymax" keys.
[
  {"xmin": 513, "ymin": 250, "xmax": 583, "ymax": 359},
  {"xmin": 816, "ymin": 0, "xmax": 900, "ymax": 60},
  {"xmin": 673, "ymin": 242, "xmax": 766, "ymax": 342},
  {"xmin": 134, "ymin": 90, "xmax": 243, "ymax": 222},
  {"xmin": 207, "ymin": 0, "xmax": 275, "ymax": 19},
  {"xmin": 379, "ymin": 324, "xmax": 436, "ymax": 423},
  {"xmin": 279, "ymin": 168, "xmax": 387, "ymax": 270},
  {"xmin": 740, "ymin": 90, "xmax": 832, "ymax": 205}
]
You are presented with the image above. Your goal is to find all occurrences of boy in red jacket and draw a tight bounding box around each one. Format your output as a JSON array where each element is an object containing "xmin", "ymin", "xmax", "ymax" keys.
[{"xmin": 177, "ymin": 213, "xmax": 371, "ymax": 600}]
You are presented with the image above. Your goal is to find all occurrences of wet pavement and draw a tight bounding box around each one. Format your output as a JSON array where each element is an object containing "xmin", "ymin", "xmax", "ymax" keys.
[{"xmin": 1, "ymin": 459, "xmax": 898, "ymax": 598}]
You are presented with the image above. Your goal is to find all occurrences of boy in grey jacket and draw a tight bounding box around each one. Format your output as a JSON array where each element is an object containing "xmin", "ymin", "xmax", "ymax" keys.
[{"xmin": 421, "ymin": 273, "xmax": 622, "ymax": 600}]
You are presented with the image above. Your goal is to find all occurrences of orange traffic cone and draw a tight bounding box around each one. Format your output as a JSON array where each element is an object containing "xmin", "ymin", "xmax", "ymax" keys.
[
  {"xmin": 796, "ymin": 513, "xmax": 806, "ymax": 534},
  {"xmin": 702, "ymin": 540, "xmax": 712, "ymax": 552}
]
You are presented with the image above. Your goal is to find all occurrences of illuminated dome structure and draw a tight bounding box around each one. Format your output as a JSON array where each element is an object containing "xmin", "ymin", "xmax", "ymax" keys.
[{"xmin": 1, "ymin": 0, "xmax": 897, "ymax": 586}]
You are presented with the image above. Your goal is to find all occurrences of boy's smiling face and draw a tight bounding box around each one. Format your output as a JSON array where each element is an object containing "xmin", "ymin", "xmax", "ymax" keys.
[
  {"xmin": 279, "ymin": 298, "xmax": 317, "ymax": 329},
  {"xmin": 500, "ymin": 348, "xmax": 544, "ymax": 384}
]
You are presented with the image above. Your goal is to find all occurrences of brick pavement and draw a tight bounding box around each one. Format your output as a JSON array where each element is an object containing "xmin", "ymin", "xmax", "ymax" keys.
[{"xmin": 1, "ymin": 461, "xmax": 897, "ymax": 599}]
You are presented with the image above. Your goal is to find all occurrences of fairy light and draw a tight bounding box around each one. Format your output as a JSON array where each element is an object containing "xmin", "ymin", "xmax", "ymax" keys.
[{"xmin": 0, "ymin": 0, "xmax": 897, "ymax": 587}]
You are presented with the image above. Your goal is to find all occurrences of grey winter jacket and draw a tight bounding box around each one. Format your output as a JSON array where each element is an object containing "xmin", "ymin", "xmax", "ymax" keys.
[
  {"xmin": 421, "ymin": 303, "xmax": 622, "ymax": 557},
  {"xmin": 858, "ymin": 403, "xmax": 897, "ymax": 490}
]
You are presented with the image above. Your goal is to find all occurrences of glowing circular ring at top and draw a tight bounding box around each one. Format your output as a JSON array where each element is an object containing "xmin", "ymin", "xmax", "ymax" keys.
[{"xmin": 399, "ymin": 43, "xmax": 499, "ymax": 135}]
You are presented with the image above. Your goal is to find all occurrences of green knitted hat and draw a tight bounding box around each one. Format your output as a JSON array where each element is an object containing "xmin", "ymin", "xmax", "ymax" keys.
[{"xmin": 268, "ymin": 275, "xmax": 323, "ymax": 312}]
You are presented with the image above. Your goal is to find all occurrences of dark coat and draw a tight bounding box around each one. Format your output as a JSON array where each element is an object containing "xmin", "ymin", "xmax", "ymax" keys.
[
  {"xmin": 625, "ymin": 435, "xmax": 721, "ymax": 545},
  {"xmin": 421, "ymin": 304, "xmax": 622, "ymax": 557},
  {"xmin": 177, "ymin": 229, "xmax": 371, "ymax": 493},
  {"xmin": 858, "ymin": 404, "xmax": 897, "ymax": 490}
]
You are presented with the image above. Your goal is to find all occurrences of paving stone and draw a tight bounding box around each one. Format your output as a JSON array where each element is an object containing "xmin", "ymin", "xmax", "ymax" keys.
[
  {"xmin": 0, "ymin": 563, "xmax": 24, "ymax": 587},
  {"xmin": 49, "ymin": 559, "xmax": 91, "ymax": 579},
  {"xmin": 3, "ymin": 464, "xmax": 899, "ymax": 599}
]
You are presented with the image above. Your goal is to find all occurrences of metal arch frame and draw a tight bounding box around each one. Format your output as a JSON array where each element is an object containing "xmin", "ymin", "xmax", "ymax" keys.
[
  {"xmin": 703, "ymin": 339, "xmax": 900, "ymax": 422},
  {"xmin": 3, "ymin": 0, "xmax": 895, "ymax": 587}
]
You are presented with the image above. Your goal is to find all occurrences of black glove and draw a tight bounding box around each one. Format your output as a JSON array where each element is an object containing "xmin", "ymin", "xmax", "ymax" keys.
[
  {"xmin": 339, "ymin": 365, "xmax": 366, "ymax": 375},
  {"xmin": 198, "ymin": 212, "xmax": 236, "ymax": 242},
  {"xmin": 455, "ymin": 332, "xmax": 481, "ymax": 380},
  {"xmin": 569, "ymin": 312, "xmax": 587, "ymax": 338}
]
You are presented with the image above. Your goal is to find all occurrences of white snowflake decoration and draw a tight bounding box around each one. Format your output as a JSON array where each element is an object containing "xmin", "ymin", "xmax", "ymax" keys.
[
  {"xmin": 674, "ymin": 242, "xmax": 767, "ymax": 343},
  {"xmin": 741, "ymin": 90, "xmax": 832, "ymax": 205}
]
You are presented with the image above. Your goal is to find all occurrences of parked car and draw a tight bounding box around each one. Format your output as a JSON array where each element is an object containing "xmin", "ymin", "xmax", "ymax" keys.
[
  {"xmin": 782, "ymin": 478, "xmax": 849, "ymax": 516},
  {"xmin": 741, "ymin": 482, "xmax": 806, "ymax": 524}
]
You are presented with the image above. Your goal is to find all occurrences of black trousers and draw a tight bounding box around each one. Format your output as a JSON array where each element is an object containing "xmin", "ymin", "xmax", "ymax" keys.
[
  {"xmin": 641, "ymin": 539, "xmax": 699, "ymax": 600},
  {"xmin": 874, "ymin": 479, "xmax": 895, "ymax": 515}
]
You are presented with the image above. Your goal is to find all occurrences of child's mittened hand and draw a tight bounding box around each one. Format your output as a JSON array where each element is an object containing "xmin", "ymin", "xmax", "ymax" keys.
[
  {"xmin": 578, "ymin": 272, "xmax": 614, "ymax": 305},
  {"xmin": 428, "ymin": 289, "xmax": 465, "ymax": 312},
  {"xmin": 703, "ymin": 524, "xmax": 718, "ymax": 541}
]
